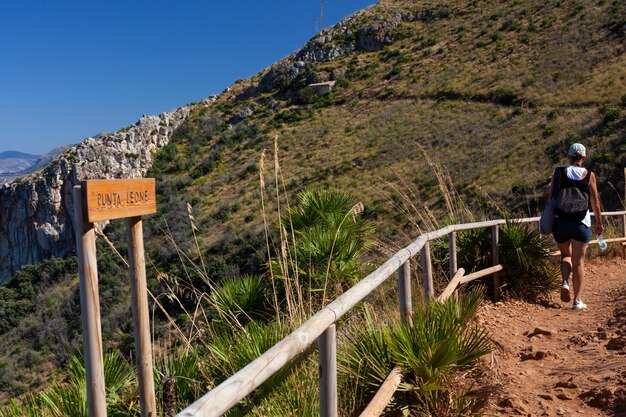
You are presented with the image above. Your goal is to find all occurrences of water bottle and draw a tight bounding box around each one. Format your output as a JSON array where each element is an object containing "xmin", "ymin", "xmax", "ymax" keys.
[{"xmin": 597, "ymin": 234, "xmax": 608, "ymax": 251}]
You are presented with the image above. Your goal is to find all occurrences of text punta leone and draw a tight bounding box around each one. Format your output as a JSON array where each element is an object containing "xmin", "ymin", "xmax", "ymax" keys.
[{"xmin": 97, "ymin": 190, "xmax": 150, "ymax": 208}]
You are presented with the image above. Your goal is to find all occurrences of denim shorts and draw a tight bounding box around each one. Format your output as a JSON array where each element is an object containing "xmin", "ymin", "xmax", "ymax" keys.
[{"xmin": 553, "ymin": 217, "xmax": 591, "ymax": 244}]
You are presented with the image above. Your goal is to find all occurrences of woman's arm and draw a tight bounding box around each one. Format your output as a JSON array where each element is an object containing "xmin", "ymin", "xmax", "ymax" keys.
[{"xmin": 589, "ymin": 172, "xmax": 603, "ymax": 235}]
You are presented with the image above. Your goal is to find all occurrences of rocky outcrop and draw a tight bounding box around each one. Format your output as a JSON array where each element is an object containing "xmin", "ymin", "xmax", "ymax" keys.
[
  {"xmin": 0, "ymin": 104, "xmax": 196, "ymax": 283},
  {"xmin": 248, "ymin": 8, "xmax": 425, "ymax": 97}
]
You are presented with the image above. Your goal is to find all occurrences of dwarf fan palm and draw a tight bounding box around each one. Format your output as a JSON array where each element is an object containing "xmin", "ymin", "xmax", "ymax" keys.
[
  {"xmin": 154, "ymin": 350, "xmax": 205, "ymax": 414},
  {"xmin": 279, "ymin": 189, "xmax": 374, "ymax": 296},
  {"xmin": 209, "ymin": 274, "xmax": 269, "ymax": 325},
  {"xmin": 38, "ymin": 351, "xmax": 136, "ymax": 417},
  {"xmin": 340, "ymin": 290, "xmax": 492, "ymax": 416},
  {"xmin": 499, "ymin": 219, "xmax": 559, "ymax": 298}
]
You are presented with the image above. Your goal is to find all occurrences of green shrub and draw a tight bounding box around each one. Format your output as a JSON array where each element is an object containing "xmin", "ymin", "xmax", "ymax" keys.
[
  {"xmin": 545, "ymin": 139, "xmax": 568, "ymax": 163},
  {"xmin": 498, "ymin": 220, "xmax": 559, "ymax": 299},
  {"xmin": 380, "ymin": 47, "xmax": 402, "ymax": 62},
  {"xmin": 271, "ymin": 109, "xmax": 311, "ymax": 127},
  {"xmin": 190, "ymin": 153, "xmax": 221, "ymax": 179},
  {"xmin": 542, "ymin": 124, "xmax": 556, "ymax": 137},
  {"xmin": 491, "ymin": 88, "xmax": 519, "ymax": 106},
  {"xmin": 0, "ymin": 258, "xmax": 76, "ymax": 334},
  {"xmin": 251, "ymin": 356, "xmax": 319, "ymax": 417},
  {"xmin": 313, "ymin": 94, "xmax": 335, "ymax": 109},
  {"xmin": 385, "ymin": 65, "xmax": 402, "ymax": 80},
  {"xmin": 511, "ymin": 183, "xmax": 525, "ymax": 194},
  {"xmin": 210, "ymin": 275, "xmax": 269, "ymax": 324},
  {"xmin": 206, "ymin": 320, "xmax": 291, "ymax": 398},
  {"xmin": 457, "ymin": 228, "xmax": 492, "ymax": 274},
  {"xmin": 591, "ymin": 152, "xmax": 614, "ymax": 163},
  {"xmin": 154, "ymin": 350, "xmax": 206, "ymax": 412},
  {"xmin": 278, "ymin": 189, "xmax": 375, "ymax": 294},
  {"xmin": 335, "ymin": 76, "xmax": 350, "ymax": 88},
  {"xmin": 572, "ymin": 2, "xmax": 584, "ymax": 15},
  {"xmin": 296, "ymin": 86, "xmax": 319, "ymax": 105},
  {"xmin": 346, "ymin": 63, "xmax": 374, "ymax": 81},
  {"xmin": 34, "ymin": 351, "xmax": 136, "ymax": 417},
  {"xmin": 418, "ymin": 36, "xmax": 438, "ymax": 50},
  {"xmin": 340, "ymin": 290, "xmax": 492, "ymax": 415},
  {"xmin": 433, "ymin": 6, "xmax": 452, "ymax": 19},
  {"xmin": 599, "ymin": 103, "xmax": 621, "ymax": 123},
  {"xmin": 339, "ymin": 321, "xmax": 392, "ymax": 412}
]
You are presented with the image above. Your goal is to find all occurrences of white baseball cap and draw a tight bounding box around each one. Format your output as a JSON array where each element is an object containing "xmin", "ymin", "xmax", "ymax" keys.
[{"xmin": 568, "ymin": 143, "xmax": 586, "ymax": 157}]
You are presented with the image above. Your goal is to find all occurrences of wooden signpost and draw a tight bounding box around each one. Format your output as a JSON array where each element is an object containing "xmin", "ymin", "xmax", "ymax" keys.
[{"xmin": 73, "ymin": 178, "xmax": 157, "ymax": 417}]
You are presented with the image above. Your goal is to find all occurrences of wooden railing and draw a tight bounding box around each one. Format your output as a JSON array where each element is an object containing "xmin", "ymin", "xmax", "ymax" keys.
[{"xmin": 176, "ymin": 211, "xmax": 626, "ymax": 417}]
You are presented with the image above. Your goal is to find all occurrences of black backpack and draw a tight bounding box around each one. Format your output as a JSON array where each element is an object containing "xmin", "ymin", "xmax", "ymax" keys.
[{"xmin": 553, "ymin": 167, "xmax": 590, "ymax": 221}]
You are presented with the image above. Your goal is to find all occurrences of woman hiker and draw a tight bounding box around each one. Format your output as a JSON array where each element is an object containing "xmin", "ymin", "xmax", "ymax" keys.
[{"xmin": 550, "ymin": 143, "xmax": 603, "ymax": 310}]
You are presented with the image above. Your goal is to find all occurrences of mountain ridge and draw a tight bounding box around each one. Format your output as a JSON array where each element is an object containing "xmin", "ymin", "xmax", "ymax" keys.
[{"xmin": 0, "ymin": 151, "xmax": 41, "ymax": 160}]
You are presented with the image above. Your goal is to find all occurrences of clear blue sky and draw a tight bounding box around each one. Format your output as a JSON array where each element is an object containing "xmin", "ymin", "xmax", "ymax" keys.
[{"xmin": 0, "ymin": 0, "xmax": 376, "ymax": 156}]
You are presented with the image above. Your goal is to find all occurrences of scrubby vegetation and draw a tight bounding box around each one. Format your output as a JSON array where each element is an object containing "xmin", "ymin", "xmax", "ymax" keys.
[{"xmin": 0, "ymin": 178, "xmax": 560, "ymax": 416}]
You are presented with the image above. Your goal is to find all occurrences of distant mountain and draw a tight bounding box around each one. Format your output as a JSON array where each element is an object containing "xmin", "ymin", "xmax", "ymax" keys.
[
  {"xmin": 0, "ymin": 147, "xmax": 72, "ymax": 179},
  {"xmin": 29, "ymin": 146, "xmax": 70, "ymax": 172},
  {"xmin": 0, "ymin": 151, "xmax": 40, "ymax": 160},
  {"xmin": 0, "ymin": 151, "xmax": 40, "ymax": 174}
]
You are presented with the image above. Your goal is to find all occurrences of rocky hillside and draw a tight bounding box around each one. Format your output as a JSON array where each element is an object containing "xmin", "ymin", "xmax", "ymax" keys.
[
  {"xmin": 148, "ymin": 0, "xmax": 626, "ymax": 281},
  {"xmin": 0, "ymin": 105, "xmax": 194, "ymax": 282}
]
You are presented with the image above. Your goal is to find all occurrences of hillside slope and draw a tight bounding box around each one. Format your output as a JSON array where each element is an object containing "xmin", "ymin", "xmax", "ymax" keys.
[{"xmin": 151, "ymin": 0, "xmax": 626, "ymax": 279}]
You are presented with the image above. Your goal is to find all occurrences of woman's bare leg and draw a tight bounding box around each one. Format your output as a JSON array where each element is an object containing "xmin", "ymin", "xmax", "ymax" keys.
[
  {"xmin": 571, "ymin": 240, "xmax": 588, "ymax": 302},
  {"xmin": 557, "ymin": 241, "xmax": 572, "ymax": 284},
  {"xmin": 557, "ymin": 241, "xmax": 572, "ymax": 302}
]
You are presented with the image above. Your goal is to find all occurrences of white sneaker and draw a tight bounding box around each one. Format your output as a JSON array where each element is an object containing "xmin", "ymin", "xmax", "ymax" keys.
[
  {"xmin": 572, "ymin": 300, "xmax": 587, "ymax": 310},
  {"xmin": 560, "ymin": 282, "xmax": 570, "ymax": 303}
]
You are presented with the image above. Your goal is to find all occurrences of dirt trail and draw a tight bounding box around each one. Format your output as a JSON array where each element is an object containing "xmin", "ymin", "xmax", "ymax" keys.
[{"xmin": 478, "ymin": 257, "xmax": 626, "ymax": 417}]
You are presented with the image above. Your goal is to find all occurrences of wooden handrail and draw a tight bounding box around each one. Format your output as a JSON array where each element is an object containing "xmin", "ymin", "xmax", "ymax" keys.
[
  {"xmin": 176, "ymin": 240, "xmax": 425, "ymax": 416},
  {"xmin": 358, "ymin": 366, "xmax": 403, "ymax": 417},
  {"xmin": 436, "ymin": 268, "xmax": 466, "ymax": 302},
  {"xmin": 459, "ymin": 265, "xmax": 504, "ymax": 284},
  {"xmin": 176, "ymin": 210, "xmax": 626, "ymax": 417}
]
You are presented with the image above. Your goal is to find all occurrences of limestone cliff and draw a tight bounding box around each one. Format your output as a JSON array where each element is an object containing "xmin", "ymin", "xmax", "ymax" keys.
[{"xmin": 0, "ymin": 105, "xmax": 194, "ymax": 282}]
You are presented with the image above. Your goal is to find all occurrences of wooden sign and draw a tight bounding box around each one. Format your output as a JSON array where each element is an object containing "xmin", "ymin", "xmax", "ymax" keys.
[
  {"xmin": 83, "ymin": 178, "xmax": 157, "ymax": 223},
  {"xmin": 74, "ymin": 179, "xmax": 159, "ymax": 417}
]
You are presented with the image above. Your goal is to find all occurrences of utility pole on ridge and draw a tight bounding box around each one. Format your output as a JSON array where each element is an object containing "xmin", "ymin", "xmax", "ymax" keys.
[{"xmin": 319, "ymin": 0, "xmax": 326, "ymax": 31}]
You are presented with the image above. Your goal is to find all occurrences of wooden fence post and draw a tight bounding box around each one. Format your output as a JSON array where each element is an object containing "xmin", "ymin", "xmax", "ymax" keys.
[
  {"xmin": 127, "ymin": 216, "xmax": 157, "ymax": 417},
  {"xmin": 623, "ymin": 168, "xmax": 626, "ymax": 259},
  {"xmin": 449, "ymin": 231, "xmax": 457, "ymax": 277},
  {"xmin": 72, "ymin": 186, "xmax": 107, "ymax": 417},
  {"xmin": 319, "ymin": 324, "xmax": 337, "ymax": 417},
  {"xmin": 492, "ymin": 225, "xmax": 501, "ymax": 301},
  {"xmin": 397, "ymin": 260, "xmax": 413, "ymax": 327},
  {"xmin": 421, "ymin": 241, "xmax": 434, "ymax": 302}
]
